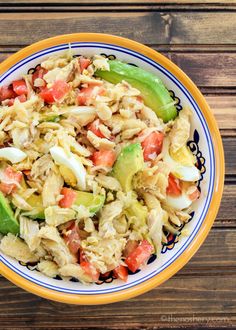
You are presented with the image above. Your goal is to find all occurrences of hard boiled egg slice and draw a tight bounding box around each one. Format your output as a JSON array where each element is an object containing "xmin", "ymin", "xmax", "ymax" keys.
[
  {"xmin": 0, "ymin": 147, "xmax": 27, "ymax": 163},
  {"xmin": 50, "ymin": 146, "xmax": 86, "ymax": 190},
  {"xmin": 166, "ymin": 183, "xmax": 200, "ymax": 210},
  {"xmin": 163, "ymin": 138, "xmax": 200, "ymax": 182},
  {"xmin": 166, "ymin": 191, "xmax": 193, "ymax": 210}
]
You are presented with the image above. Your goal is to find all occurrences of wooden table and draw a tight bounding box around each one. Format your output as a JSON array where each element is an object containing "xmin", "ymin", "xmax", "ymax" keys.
[{"xmin": 0, "ymin": 1, "xmax": 235, "ymax": 329}]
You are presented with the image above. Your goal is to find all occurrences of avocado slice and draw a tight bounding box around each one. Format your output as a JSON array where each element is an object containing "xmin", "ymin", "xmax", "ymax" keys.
[
  {"xmin": 95, "ymin": 60, "xmax": 177, "ymax": 123},
  {"xmin": 125, "ymin": 200, "xmax": 148, "ymax": 222},
  {"xmin": 25, "ymin": 191, "xmax": 105, "ymax": 219},
  {"xmin": 125, "ymin": 200, "xmax": 148, "ymax": 237},
  {"xmin": 26, "ymin": 194, "xmax": 45, "ymax": 220},
  {"xmin": 112, "ymin": 143, "xmax": 144, "ymax": 192},
  {"xmin": 0, "ymin": 191, "xmax": 19, "ymax": 235},
  {"xmin": 74, "ymin": 191, "xmax": 105, "ymax": 214}
]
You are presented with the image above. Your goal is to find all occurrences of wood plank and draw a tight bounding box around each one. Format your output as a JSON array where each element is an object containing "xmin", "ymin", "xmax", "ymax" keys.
[
  {"xmin": 169, "ymin": 53, "xmax": 236, "ymax": 87},
  {"xmin": 0, "ymin": 3, "xmax": 236, "ymax": 12},
  {"xmin": 171, "ymin": 12, "xmax": 236, "ymax": 45},
  {"xmin": 215, "ymin": 185, "xmax": 236, "ymax": 224},
  {"xmin": 206, "ymin": 95, "xmax": 236, "ymax": 130},
  {"xmin": 223, "ymin": 137, "xmax": 236, "ymax": 176},
  {"xmin": 0, "ymin": 12, "xmax": 235, "ymax": 46},
  {"xmin": 2, "ymin": 0, "xmax": 236, "ymax": 4},
  {"xmin": 0, "ymin": 12, "xmax": 167, "ymax": 46}
]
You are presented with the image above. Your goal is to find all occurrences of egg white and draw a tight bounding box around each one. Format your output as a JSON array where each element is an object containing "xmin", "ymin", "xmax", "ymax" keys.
[
  {"xmin": 50, "ymin": 146, "xmax": 86, "ymax": 190},
  {"xmin": 163, "ymin": 138, "xmax": 200, "ymax": 182},
  {"xmin": 0, "ymin": 147, "xmax": 27, "ymax": 164}
]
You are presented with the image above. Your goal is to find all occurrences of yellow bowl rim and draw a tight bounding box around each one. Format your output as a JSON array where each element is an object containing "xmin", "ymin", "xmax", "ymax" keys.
[{"xmin": 0, "ymin": 33, "xmax": 225, "ymax": 305}]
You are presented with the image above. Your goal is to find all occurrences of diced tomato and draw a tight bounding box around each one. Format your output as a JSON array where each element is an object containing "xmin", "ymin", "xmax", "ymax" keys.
[
  {"xmin": 166, "ymin": 173, "xmax": 182, "ymax": 197},
  {"xmin": 80, "ymin": 261, "xmax": 100, "ymax": 282},
  {"xmin": 12, "ymin": 80, "xmax": 28, "ymax": 96},
  {"xmin": 32, "ymin": 66, "xmax": 47, "ymax": 87},
  {"xmin": 92, "ymin": 149, "xmax": 116, "ymax": 167},
  {"xmin": 0, "ymin": 166, "xmax": 22, "ymax": 195},
  {"xmin": 39, "ymin": 80, "xmax": 70, "ymax": 103},
  {"xmin": 39, "ymin": 87, "xmax": 55, "ymax": 103},
  {"xmin": 0, "ymin": 85, "xmax": 16, "ymax": 101},
  {"xmin": 141, "ymin": 131, "xmax": 164, "ymax": 161},
  {"xmin": 79, "ymin": 57, "xmax": 91, "ymax": 72},
  {"xmin": 125, "ymin": 240, "xmax": 153, "ymax": 273},
  {"xmin": 59, "ymin": 187, "xmax": 77, "ymax": 208},
  {"xmin": 188, "ymin": 187, "xmax": 200, "ymax": 201},
  {"xmin": 77, "ymin": 85, "xmax": 105, "ymax": 106},
  {"xmin": 52, "ymin": 80, "xmax": 70, "ymax": 102},
  {"xmin": 113, "ymin": 265, "xmax": 128, "ymax": 282},
  {"xmin": 63, "ymin": 221, "xmax": 81, "ymax": 255},
  {"xmin": 87, "ymin": 119, "xmax": 106, "ymax": 138}
]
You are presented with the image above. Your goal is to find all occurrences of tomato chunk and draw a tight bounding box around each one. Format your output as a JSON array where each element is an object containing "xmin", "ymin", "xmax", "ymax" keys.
[
  {"xmin": 39, "ymin": 80, "xmax": 70, "ymax": 103},
  {"xmin": 92, "ymin": 150, "xmax": 116, "ymax": 167},
  {"xmin": 63, "ymin": 220, "xmax": 81, "ymax": 255},
  {"xmin": 87, "ymin": 119, "xmax": 105, "ymax": 138},
  {"xmin": 141, "ymin": 131, "xmax": 164, "ymax": 161},
  {"xmin": 79, "ymin": 57, "xmax": 91, "ymax": 72},
  {"xmin": 166, "ymin": 173, "xmax": 182, "ymax": 197},
  {"xmin": 125, "ymin": 240, "xmax": 153, "ymax": 273},
  {"xmin": 0, "ymin": 166, "xmax": 22, "ymax": 195},
  {"xmin": 12, "ymin": 80, "xmax": 28, "ymax": 96},
  {"xmin": 113, "ymin": 265, "xmax": 128, "ymax": 282},
  {"xmin": 0, "ymin": 85, "xmax": 16, "ymax": 101},
  {"xmin": 80, "ymin": 261, "xmax": 100, "ymax": 282},
  {"xmin": 39, "ymin": 87, "xmax": 55, "ymax": 103},
  {"xmin": 59, "ymin": 187, "xmax": 77, "ymax": 208},
  {"xmin": 77, "ymin": 85, "xmax": 105, "ymax": 106}
]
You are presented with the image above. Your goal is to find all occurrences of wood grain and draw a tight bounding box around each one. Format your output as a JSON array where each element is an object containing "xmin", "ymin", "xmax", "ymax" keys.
[
  {"xmin": 0, "ymin": 12, "xmax": 235, "ymax": 46},
  {"xmin": 2, "ymin": 0, "xmax": 236, "ymax": 3}
]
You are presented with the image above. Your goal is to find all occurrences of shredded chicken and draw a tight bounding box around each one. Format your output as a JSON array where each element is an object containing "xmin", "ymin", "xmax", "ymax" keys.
[
  {"xmin": 38, "ymin": 226, "xmax": 76, "ymax": 266},
  {"xmin": 169, "ymin": 107, "xmax": 191, "ymax": 152},
  {"xmin": 0, "ymin": 233, "xmax": 39, "ymax": 263}
]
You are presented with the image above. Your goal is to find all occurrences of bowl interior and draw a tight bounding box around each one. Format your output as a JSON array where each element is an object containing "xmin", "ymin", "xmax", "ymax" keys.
[{"xmin": 0, "ymin": 41, "xmax": 214, "ymax": 296}]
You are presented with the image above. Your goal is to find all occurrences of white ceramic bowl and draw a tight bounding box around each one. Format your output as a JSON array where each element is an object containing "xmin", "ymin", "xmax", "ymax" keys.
[{"xmin": 0, "ymin": 34, "xmax": 224, "ymax": 304}]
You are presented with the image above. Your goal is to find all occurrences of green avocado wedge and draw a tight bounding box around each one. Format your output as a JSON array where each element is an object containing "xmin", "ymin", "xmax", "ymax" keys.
[
  {"xmin": 26, "ymin": 194, "xmax": 45, "ymax": 220},
  {"xmin": 0, "ymin": 192, "xmax": 19, "ymax": 235},
  {"xmin": 74, "ymin": 191, "xmax": 105, "ymax": 215},
  {"xmin": 112, "ymin": 143, "xmax": 144, "ymax": 192},
  {"xmin": 95, "ymin": 60, "xmax": 177, "ymax": 123}
]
